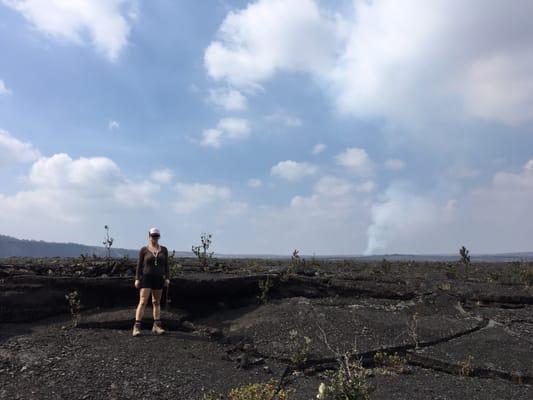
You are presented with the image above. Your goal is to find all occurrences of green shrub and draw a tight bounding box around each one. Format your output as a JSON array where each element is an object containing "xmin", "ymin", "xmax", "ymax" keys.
[
  {"xmin": 228, "ymin": 379, "xmax": 290, "ymax": 400},
  {"xmin": 257, "ymin": 275, "xmax": 274, "ymax": 304},
  {"xmin": 317, "ymin": 360, "xmax": 370, "ymax": 400},
  {"xmin": 288, "ymin": 329, "xmax": 311, "ymax": 369},
  {"xmin": 65, "ymin": 290, "xmax": 81, "ymax": 327}
]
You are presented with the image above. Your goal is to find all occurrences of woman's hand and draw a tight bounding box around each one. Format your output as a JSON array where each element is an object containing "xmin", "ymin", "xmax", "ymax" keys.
[
  {"xmin": 134, "ymin": 279, "xmax": 140, "ymax": 289},
  {"xmin": 164, "ymin": 279, "xmax": 170, "ymax": 287}
]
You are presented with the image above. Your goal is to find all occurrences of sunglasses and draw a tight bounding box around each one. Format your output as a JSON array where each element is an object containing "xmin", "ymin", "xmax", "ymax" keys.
[{"xmin": 150, "ymin": 234, "xmax": 160, "ymax": 238}]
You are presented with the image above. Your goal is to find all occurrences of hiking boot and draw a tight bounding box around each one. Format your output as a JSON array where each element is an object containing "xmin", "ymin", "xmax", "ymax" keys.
[
  {"xmin": 152, "ymin": 320, "xmax": 165, "ymax": 335},
  {"xmin": 132, "ymin": 321, "xmax": 141, "ymax": 337}
]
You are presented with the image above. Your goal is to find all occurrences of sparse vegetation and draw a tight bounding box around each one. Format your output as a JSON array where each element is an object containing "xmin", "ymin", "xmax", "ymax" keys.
[
  {"xmin": 203, "ymin": 379, "xmax": 291, "ymax": 400},
  {"xmin": 380, "ymin": 258, "xmax": 391, "ymax": 274},
  {"xmin": 102, "ymin": 225, "xmax": 114, "ymax": 260},
  {"xmin": 314, "ymin": 319, "xmax": 370, "ymax": 400},
  {"xmin": 373, "ymin": 351, "xmax": 409, "ymax": 375},
  {"xmin": 287, "ymin": 329, "xmax": 312, "ymax": 369},
  {"xmin": 458, "ymin": 355, "xmax": 474, "ymax": 376},
  {"xmin": 78, "ymin": 253, "xmax": 88, "ymax": 265},
  {"xmin": 459, "ymin": 246, "xmax": 471, "ymax": 266},
  {"xmin": 257, "ymin": 275, "xmax": 274, "ymax": 304},
  {"xmin": 65, "ymin": 290, "xmax": 81, "ymax": 327},
  {"xmin": 407, "ymin": 312, "xmax": 419, "ymax": 349},
  {"xmin": 519, "ymin": 262, "xmax": 533, "ymax": 287},
  {"xmin": 168, "ymin": 249, "xmax": 183, "ymax": 277},
  {"xmin": 192, "ymin": 232, "xmax": 214, "ymax": 272},
  {"xmin": 228, "ymin": 379, "xmax": 290, "ymax": 400},
  {"xmin": 459, "ymin": 246, "xmax": 471, "ymax": 279},
  {"xmin": 281, "ymin": 249, "xmax": 300, "ymax": 282}
]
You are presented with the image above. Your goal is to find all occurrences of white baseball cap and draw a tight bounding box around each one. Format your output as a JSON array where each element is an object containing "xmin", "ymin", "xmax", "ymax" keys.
[{"xmin": 149, "ymin": 227, "xmax": 160, "ymax": 236}]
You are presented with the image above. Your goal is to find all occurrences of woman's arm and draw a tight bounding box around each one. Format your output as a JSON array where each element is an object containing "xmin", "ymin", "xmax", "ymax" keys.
[
  {"xmin": 135, "ymin": 247, "xmax": 144, "ymax": 281},
  {"xmin": 164, "ymin": 246, "xmax": 169, "ymax": 279}
]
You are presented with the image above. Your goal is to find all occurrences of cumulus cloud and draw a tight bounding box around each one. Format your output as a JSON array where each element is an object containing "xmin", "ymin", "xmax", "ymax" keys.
[
  {"xmin": 205, "ymin": 0, "xmax": 533, "ymax": 127},
  {"xmin": 271, "ymin": 160, "xmax": 318, "ymax": 181},
  {"xmin": 108, "ymin": 120, "xmax": 119, "ymax": 130},
  {"xmin": 313, "ymin": 175, "xmax": 352, "ymax": 197},
  {"xmin": 150, "ymin": 168, "xmax": 173, "ymax": 184},
  {"xmin": 173, "ymin": 182, "xmax": 231, "ymax": 214},
  {"xmin": 207, "ymin": 87, "xmax": 248, "ymax": 111},
  {"xmin": 335, "ymin": 147, "xmax": 373, "ymax": 176},
  {"xmin": 331, "ymin": 0, "xmax": 533, "ymax": 127},
  {"xmin": 0, "ymin": 80, "xmax": 12, "ymax": 95},
  {"xmin": 0, "ymin": 152, "xmax": 159, "ymax": 223},
  {"xmin": 200, "ymin": 117, "xmax": 251, "ymax": 148},
  {"xmin": 2, "ymin": 0, "xmax": 136, "ymax": 61},
  {"xmin": 312, "ymin": 143, "xmax": 326, "ymax": 155},
  {"xmin": 0, "ymin": 129, "xmax": 41, "ymax": 167},
  {"xmin": 204, "ymin": 0, "xmax": 345, "ymax": 90}
]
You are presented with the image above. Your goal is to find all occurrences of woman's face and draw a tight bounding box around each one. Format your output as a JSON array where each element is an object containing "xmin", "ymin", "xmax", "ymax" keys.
[{"xmin": 149, "ymin": 234, "xmax": 160, "ymax": 245}]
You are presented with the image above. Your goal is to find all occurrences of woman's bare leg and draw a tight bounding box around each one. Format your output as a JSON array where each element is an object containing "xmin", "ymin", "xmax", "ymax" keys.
[
  {"xmin": 135, "ymin": 288, "xmax": 151, "ymax": 321},
  {"xmin": 151, "ymin": 289, "xmax": 163, "ymax": 321}
]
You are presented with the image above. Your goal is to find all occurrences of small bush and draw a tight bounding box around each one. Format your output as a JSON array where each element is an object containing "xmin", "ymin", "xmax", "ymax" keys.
[
  {"xmin": 373, "ymin": 351, "xmax": 408, "ymax": 375},
  {"xmin": 228, "ymin": 379, "xmax": 290, "ymax": 400},
  {"xmin": 406, "ymin": 313, "xmax": 419, "ymax": 349},
  {"xmin": 519, "ymin": 264, "xmax": 533, "ymax": 287},
  {"xmin": 65, "ymin": 290, "xmax": 81, "ymax": 327},
  {"xmin": 458, "ymin": 355, "xmax": 474, "ymax": 376},
  {"xmin": 317, "ymin": 359, "xmax": 370, "ymax": 400},
  {"xmin": 281, "ymin": 249, "xmax": 300, "ymax": 282},
  {"xmin": 192, "ymin": 233, "xmax": 214, "ymax": 272},
  {"xmin": 288, "ymin": 329, "xmax": 311, "ymax": 369},
  {"xmin": 257, "ymin": 275, "xmax": 274, "ymax": 304}
]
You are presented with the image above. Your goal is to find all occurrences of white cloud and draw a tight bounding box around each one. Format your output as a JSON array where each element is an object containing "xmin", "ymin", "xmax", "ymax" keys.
[
  {"xmin": 150, "ymin": 168, "xmax": 173, "ymax": 184},
  {"xmin": 327, "ymin": 0, "xmax": 533, "ymax": 127},
  {"xmin": 217, "ymin": 117, "xmax": 250, "ymax": 138},
  {"xmin": 0, "ymin": 129, "xmax": 41, "ymax": 167},
  {"xmin": 264, "ymin": 111, "xmax": 303, "ymax": 127},
  {"xmin": 173, "ymin": 182, "xmax": 231, "ymax": 214},
  {"xmin": 290, "ymin": 193, "xmax": 319, "ymax": 209},
  {"xmin": 204, "ymin": 0, "xmax": 344, "ymax": 90},
  {"xmin": 200, "ymin": 118, "xmax": 251, "ymax": 148},
  {"xmin": 115, "ymin": 179, "xmax": 159, "ymax": 208},
  {"xmin": 207, "ymin": 87, "xmax": 248, "ymax": 111},
  {"xmin": 460, "ymin": 52, "xmax": 533, "ymax": 126},
  {"xmin": 205, "ymin": 0, "xmax": 533, "ymax": 127},
  {"xmin": 384, "ymin": 159, "xmax": 405, "ymax": 171},
  {"xmin": 0, "ymin": 152, "xmax": 159, "ymax": 223},
  {"xmin": 313, "ymin": 175, "xmax": 352, "ymax": 197},
  {"xmin": 312, "ymin": 143, "xmax": 326, "ymax": 155},
  {"xmin": 271, "ymin": 160, "xmax": 317, "ymax": 181},
  {"xmin": 247, "ymin": 178, "xmax": 262, "ymax": 188},
  {"xmin": 2, "ymin": 0, "xmax": 135, "ymax": 62},
  {"xmin": 108, "ymin": 120, "xmax": 119, "ymax": 130},
  {"xmin": 335, "ymin": 147, "xmax": 373, "ymax": 176},
  {"xmin": 0, "ymin": 80, "xmax": 12, "ymax": 95},
  {"xmin": 200, "ymin": 128, "xmax": 224, "ymax": 148}
]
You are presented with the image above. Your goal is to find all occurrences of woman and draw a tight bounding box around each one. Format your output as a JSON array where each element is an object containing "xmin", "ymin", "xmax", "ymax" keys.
[{"xmin": 132, "ymin": 227, "xmax": 170, "ymax": 337}]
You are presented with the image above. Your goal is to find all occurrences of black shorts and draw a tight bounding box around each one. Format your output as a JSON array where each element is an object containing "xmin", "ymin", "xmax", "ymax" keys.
[{"xmin": 140, "ymin": 274, "xmax": 164, "ymax": 290}]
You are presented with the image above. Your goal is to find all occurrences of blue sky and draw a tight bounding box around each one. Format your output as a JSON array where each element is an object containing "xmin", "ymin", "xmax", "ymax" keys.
[{"xmin": 1, "ymin": 0, "xmax": 533, "ymax": 255}]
